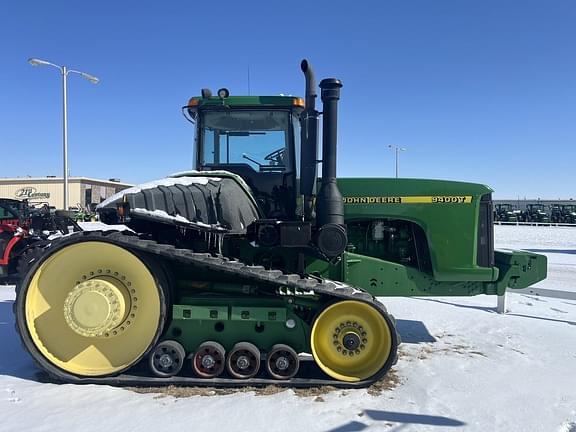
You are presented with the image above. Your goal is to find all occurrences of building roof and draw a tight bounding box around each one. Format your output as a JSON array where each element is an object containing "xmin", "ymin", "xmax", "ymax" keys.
[{"xmin": 0, "ymin": 177, "xmax": 133, "ymax": 187}]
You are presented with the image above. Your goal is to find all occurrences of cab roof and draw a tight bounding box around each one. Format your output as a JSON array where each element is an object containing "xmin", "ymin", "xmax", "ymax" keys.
[{"xmin": 187, "ymin": 95, "xmax": 304, "ymax": 109}]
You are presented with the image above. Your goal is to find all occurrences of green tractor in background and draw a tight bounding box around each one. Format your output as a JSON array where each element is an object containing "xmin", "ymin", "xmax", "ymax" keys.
[
  {"xmin": 522, "ymin": 204, "xmax": 550, "ymax": 223},
  {"xmin": 560, "ymin": 205, "xmax": 576, "ymax": 224},
  {"xmin": 494, "ymin": 203, "xmax": 521, "ymax": 222},
  {"xmin": 550, "ymin": 204, "xmax": 576, "ymax": 224},
  {"xmin": 550, "ymin": 204, "xmax": 563, "ymax": 223},
  {"xmin": 13, "ymin": 60, "xmax": 547, "ymax": 387}
]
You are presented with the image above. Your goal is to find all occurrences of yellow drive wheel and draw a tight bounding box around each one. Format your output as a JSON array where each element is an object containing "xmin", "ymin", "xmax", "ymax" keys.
[
  {"xmin": 310, "ymin": 300, "xmax": 393, "ymax": 382},
  {"xmin": 22, "ymin": 241, "xmax": 163, "ymax": 377}
]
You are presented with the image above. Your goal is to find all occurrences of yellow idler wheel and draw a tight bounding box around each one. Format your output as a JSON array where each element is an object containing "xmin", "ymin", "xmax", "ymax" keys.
[
  {"xmin": 23, "ymin": 241, "xmax": 163, "ymax": 377},
  {"xmin": 311, "ymin": 300, "xmax": 393, "ymax": 382}
]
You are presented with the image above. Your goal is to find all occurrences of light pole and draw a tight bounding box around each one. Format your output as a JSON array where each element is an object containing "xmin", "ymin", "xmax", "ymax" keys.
[
  {"xmin": 388, "ymin": 144, "xmax": 407, "ymax": 178},
  {"xmin": 28, "ymin": 58, "xmax": 99, "ymax": 210}
]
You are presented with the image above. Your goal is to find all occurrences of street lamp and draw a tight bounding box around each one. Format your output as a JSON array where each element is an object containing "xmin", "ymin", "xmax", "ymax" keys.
[
  {"xmin": 388, "ymin": 144, "xmax": 407, "ymax": 178},
  {"xmin": 28, "ymin": 57, "xmax": 99, "ymax": 210}
]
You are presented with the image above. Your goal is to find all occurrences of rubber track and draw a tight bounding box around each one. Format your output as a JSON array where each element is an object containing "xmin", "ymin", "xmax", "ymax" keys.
[{"xmin": 15, "ymin": 230, "xmax": 400, "ymax": 388}]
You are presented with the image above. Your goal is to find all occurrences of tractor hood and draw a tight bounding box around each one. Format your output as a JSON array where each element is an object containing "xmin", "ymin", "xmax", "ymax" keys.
[{"xmin": 338, "ymin": 177, "xmax": 494, "ymax": 282}]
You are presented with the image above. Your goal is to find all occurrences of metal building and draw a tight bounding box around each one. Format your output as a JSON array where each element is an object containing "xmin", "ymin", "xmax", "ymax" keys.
[{"xmin": 0, "ymin": 177, "xmax": 132, "ymax": 210}]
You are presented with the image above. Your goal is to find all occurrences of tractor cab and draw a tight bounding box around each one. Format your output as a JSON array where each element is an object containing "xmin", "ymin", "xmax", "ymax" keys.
[
  {"xmin": 185, "ymin": 93, "xmax": 305, "ymax": 220},
  {"xmin": 527, "ymin": 203, "xmax": 546, "ymax": 212},
  {"xmin": 183, "ymin": 68, "xmax": 349, "ymax": 260}
]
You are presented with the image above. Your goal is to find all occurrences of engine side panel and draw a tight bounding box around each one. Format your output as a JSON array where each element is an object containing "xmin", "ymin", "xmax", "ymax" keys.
[{"xmin": 337, "ymin": 178, "xmax": 496, "ymax": 281}]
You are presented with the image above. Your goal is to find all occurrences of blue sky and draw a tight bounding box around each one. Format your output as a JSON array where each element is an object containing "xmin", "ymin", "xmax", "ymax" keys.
[{"xmin": 1, "ymin": 1, "xmax": 574, "ymax": 199}]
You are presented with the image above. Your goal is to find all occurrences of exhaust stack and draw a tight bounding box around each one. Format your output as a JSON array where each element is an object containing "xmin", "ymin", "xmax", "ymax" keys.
[
  {"xmin": 316, "ymin": 78, "xmax": 344, "ymax": 226},
  {"xmin": 299, "ymin": 59, "xmax": 319, "ymax": 221},
  {"xmin": 315, "ymin": 78, "xmax": 347, "ymax": 258}
]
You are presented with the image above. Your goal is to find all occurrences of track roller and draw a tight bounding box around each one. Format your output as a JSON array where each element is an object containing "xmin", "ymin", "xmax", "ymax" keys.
[
  {"xmin": 191, "ymin": 341, "xmax": 226, "ymax": 378},
  {"xmin": 226, "ymin": 342, "xmax": 260, "ymax": 379},
  {"xmin": 265, "ymin": 344, "xmax": 299, "ymax": 380},
  {"xmin": 149, "ymin": 340, "xmax": 186, "ymax": 377}
]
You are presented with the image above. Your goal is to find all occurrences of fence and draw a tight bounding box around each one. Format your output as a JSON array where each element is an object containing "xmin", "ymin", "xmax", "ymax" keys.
[
  {"xmin": 494, "ymin": 221, "xmax": 576, "ymax": 227},
  {"xmin": 497, "ymin": 287, "xmax": 576, "ymax": 313}
]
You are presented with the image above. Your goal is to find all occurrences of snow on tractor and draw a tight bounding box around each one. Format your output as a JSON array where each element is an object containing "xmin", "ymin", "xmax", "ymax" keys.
[{"xmin": 13, "ymin": 60, "xmax": 547, "ymax": 387}]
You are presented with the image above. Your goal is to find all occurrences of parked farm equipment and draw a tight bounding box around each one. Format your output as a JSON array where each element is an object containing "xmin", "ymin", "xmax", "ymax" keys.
[
  {"xmin": 522, "ymin": 204, "xmax": 550, "ymax": 223},
  {"xmin": 0, "ymin": 198, "xmax": 80, "ymax": 281},
  {"xmin": 550, "ymin": 205, "xmax": 563, "ymax": 223},
  {"xmin": 558, "ymin": 205, "xmax": 576, "ymax": 224},
  {"xmin": 494, "ymin": 204, "xmax": 521, "ymax": 222}
]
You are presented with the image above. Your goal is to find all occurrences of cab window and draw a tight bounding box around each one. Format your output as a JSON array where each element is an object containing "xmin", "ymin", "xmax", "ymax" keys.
[{"xmin": 201, "ymin": 110, "xmax": 290, "ymax": 172}]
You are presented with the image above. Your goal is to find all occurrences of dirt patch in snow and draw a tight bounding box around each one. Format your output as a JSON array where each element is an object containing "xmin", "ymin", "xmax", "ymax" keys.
[
  {"xmin": 400, "ymin": 339, "xmax": 487, "ymax": 362},
  {"xmin": 126, "ymin": 369, "xmax": 401, "ymax": 399},
  {"xmin": 365, "ymin": 369, "xmax": 401, "ymax": 396}
]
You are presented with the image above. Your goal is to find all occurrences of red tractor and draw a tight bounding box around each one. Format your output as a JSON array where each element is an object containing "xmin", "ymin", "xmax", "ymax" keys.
[{"xmin": 0, "ymin": 198, "xmax": 80, "ymax": 281}]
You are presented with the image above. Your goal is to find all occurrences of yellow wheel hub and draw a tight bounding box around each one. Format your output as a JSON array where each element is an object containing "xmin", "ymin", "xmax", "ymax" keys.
[
  {"xmin": 24, "ymin": 241, "xmax": 161, "ymax": 377},
  {"xmin": 310, "ymin": 300, "xmax": 392, "ymax": 382},
  {"xmin": 63, "ymin": 278, "xmax": 129, "ymax": 338}
]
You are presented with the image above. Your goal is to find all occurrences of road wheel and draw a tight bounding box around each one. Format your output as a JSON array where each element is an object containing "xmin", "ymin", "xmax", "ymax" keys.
[
  {"xmin": 310, "ymin": 300, "xmax": 395, "ymax": 382},
  {"xmin": 265, "ymin": 344, "xmax": 299, "ymax": 380},
  {"xmin": 149, "ymin": 340, "xmax": 186, "ymax": 377},
  {"xmin": 226, "ymin": 342, "xmax": 260, "ymax": 379},
  {"xmin": 192, "ymin": 341, "xmax": 226, "ymax": 378}
]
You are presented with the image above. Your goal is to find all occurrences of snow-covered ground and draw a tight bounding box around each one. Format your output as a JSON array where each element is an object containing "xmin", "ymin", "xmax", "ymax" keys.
[{"xmin": 1, "ymin": 226, "xmax": 575, "ymax": 432}]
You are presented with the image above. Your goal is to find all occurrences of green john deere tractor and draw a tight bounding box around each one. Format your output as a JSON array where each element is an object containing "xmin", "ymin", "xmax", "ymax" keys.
[
  {"xmin": 522, "ymin": 204, "xmax": 550, "ymax": 223},
  {"xmin": 560, "ymin": 205, "xmax": 576, "ymax": 224},
  {"xmin": 14, "ymin": 60, "xmax": 547, "ymax": 387},
  {"xmin": 494, "ymin": 203, "xmax": 520, "ymax": 222}
]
